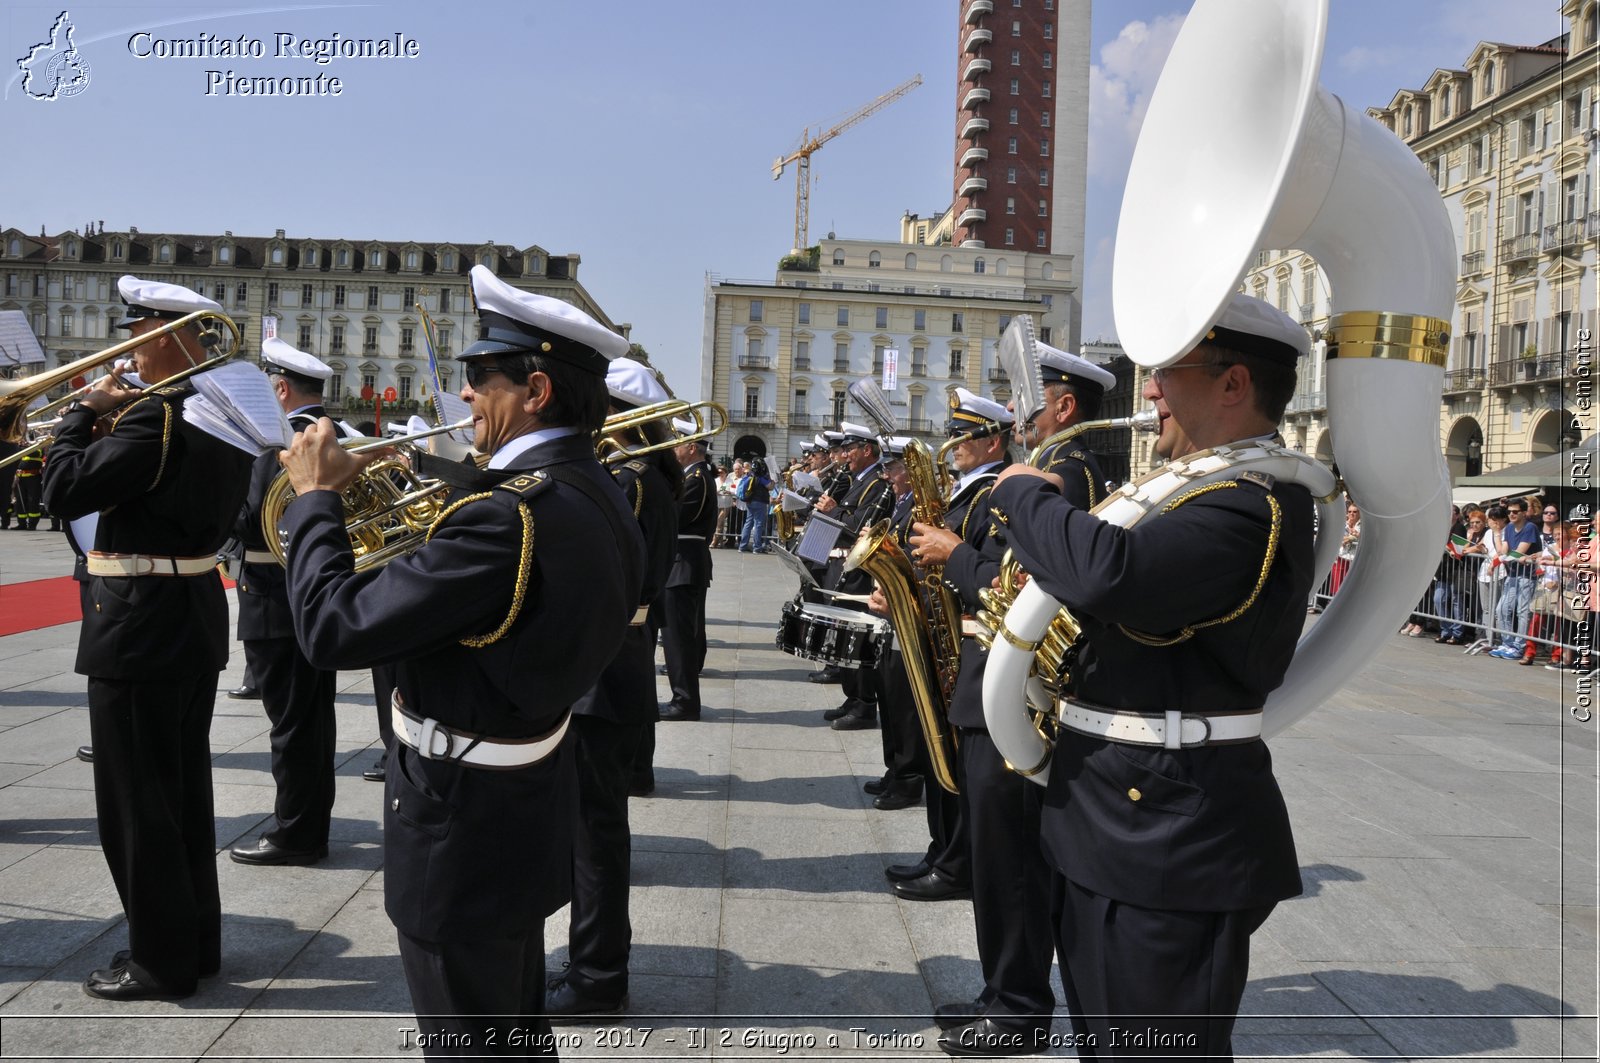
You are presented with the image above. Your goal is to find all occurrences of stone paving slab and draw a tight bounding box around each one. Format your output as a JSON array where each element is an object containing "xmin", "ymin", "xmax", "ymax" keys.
[{"xmin": 0, "ymin": 539, "xmax": 1593, "ymax": 1060}]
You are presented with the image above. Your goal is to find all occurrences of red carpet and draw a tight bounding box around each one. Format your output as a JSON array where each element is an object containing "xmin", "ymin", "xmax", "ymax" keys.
[
  {"xmin": 0, "ymin": 574, "xmax": 238, "ymax": 637},
  {"xmin": 0, "ymin": 576, "xmax": 84, "ymax": 636}
]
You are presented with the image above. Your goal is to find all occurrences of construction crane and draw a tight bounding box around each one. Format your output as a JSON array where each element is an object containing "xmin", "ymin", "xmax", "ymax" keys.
[{"xmin": 773, "ymin": 73, "xmax": 923, "ymax": 255}]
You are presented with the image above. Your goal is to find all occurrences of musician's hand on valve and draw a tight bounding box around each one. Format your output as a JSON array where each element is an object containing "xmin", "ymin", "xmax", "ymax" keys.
[
  {"xmin": 814, "ymin": 494, "xmax": 838, "ymax": 514},
  {"xmin": 78, "ymin": 374, "xmax": 138, "ymax": 417},
  {"xmin": 995, "ymin": 464, "xmax": 1064, "ymax": 493},
  {"xmin": 909, "ymin": 523, "xmax": 961, "ymax": 567},
  {"xmin": 867, "ymin": 587, "xmax": 889, "ymax": 617},
  {"xmin": 281, "ymin": 417, "xmax": 375, "ymax": 495}
]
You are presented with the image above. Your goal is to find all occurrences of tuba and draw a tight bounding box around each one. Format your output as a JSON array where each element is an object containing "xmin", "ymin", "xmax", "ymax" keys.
[{"xmin": 981, "ymin": 0, "xmax": 1454, "ymax": 780}]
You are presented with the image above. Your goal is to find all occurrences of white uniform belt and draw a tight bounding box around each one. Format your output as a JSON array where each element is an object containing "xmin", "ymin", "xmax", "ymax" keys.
[
  {"xmin": 242, "ymin": 549, "xmax": 278, "ymax": 565},
  {"xmin": 1056, "ymin": 699, "xmax": 1263, "ymax": 749},
  {"xmin": 629, "ymin": 604, "xmax": 649, "ymax": 626},
  {"xmin": 391, "ymin": 696, "xmax": 570, "ymax": 770},
  {"xmin": 86, "ymin": 552, "xmax": 216, "ymax": 577}
]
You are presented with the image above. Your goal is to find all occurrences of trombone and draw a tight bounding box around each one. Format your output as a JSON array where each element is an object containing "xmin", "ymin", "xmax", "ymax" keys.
[
  {"xmin": 596, "ymin": 398, "xmax": 727, "ymax": 464},
  {"xmin": 0, "ymin": 310, "xmax": 241, "ymax": 468}
]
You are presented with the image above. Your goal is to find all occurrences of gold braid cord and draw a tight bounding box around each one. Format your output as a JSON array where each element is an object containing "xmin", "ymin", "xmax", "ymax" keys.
[
  {"xmin": 1117, "ymin": 481, "xmax": 1282, "ymax": 647},
  {"xmin": 422, "ymin": 491, "xmax": 537, "ymax": 648},
  {"xmin": 105, "ymin": 391, "xmax": 174, "ymax": 491}
]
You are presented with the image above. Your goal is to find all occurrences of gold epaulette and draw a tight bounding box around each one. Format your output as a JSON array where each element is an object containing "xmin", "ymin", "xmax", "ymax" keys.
[{"xmin": 493, "ymin": 470, "xmax": 553, "ymax": 500}]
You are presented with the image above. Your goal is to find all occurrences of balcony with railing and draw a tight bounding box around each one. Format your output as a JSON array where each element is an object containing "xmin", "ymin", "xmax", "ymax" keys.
[
  {"xmin": 961, "ymin": 87, "xmax": 991, "ymax": 111},
  {"xmin": 962, "ymin": 58, "xmax": 991, "ymax": 82},
  {"xmin": 965, "ymin": 0, "xmax": 993, "ymax": 20},
  {"xmin": 959, "ymin": 175, "xmax": 989, "ymax": 197},
  {"xmin": 737, "ymin": 353, "xmax": 771, "ymax": 369},
  {"xmin": 948, "ymin": 365, "xmax": 966, "ymax": 379},
  {"xmin": 905, "ymin": 418, "xmax": 935, "ymax": 433},
  {"xmin": 957, "ymin": 207, "xmax": 987, "ymax": 226},
  {"xmin": 1284, "ymin": 389, "xmax": 1326, "ymax": 414},
  {"xmin": 1443, "ymin": 367, "xmax": 1487, "ymax": 393},
  {"xmin": 362, "ymin": 343, "xmax": 379, "ymax": 355},
  {"xmin": 1460, "ymin": 250, "xmax": 1485, "ymax": 275},
  {"xmin": 1589, "ymin": 211, "xmax": 1600, "ymax": 239},
  {"xmin": 399, "ymin": 343, "xmax": 415, "ymax": 355},
  {"xmin": 730, "ymin": 408, "xmax": 776, "ymax": 425},
  {"xmin": 1491, "ymin": 353, "xmax": 1573, "ymax": 386},
  {"xmin": 793, "ymin": 356, "xmax": 811, "ymax": 371},
  {"xmin": 987, "ymin": 366, "xmax": 1008, "ymax": 382},
  {"xmin": 964, "ymin": 28, "xmax": 992, "ymax": 52},
  {"xmin": 1500, "ymin": 232, "xmax": 1539, "ymax": 263},
  {"xmin": 961, "ymin": 117, "xmax": 990, "ymax": 140},
  {"xmin": 833, "ymin": 359, "xmax": 850, "ymax": 373},
  {"xmin": 909, "ymin": 361, "xmax": 927, "ymax": 378},
  {"xmin": 1542, "ymin": 219, "xmax": 1586, "ymax": 252}
]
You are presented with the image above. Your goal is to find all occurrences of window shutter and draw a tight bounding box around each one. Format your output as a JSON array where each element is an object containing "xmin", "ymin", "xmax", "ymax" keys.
[
  {"xmin": 1498, "ymin": 323, "xmax": 1513, "ymax": 357},
  {"xmin": 1507, "ymin": 120, "xmax": 1520, "ymax": 159}
]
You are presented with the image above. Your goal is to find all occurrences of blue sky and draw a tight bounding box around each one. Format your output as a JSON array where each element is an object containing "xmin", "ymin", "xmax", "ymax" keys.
[{"xmin": 0, "ymin": 1, "xmax": 1569, "ymax": 395}]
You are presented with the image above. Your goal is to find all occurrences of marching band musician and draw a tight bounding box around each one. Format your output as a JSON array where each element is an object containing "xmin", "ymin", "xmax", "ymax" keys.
[
  {"xmin": 41, "ymin": 277, "xmax": 253, "ymax": 1000},
  {"xmin": 229, "ymin": 338, "xmax": 352, "ymax": 867},
  {"xmin": 658, "ymin": 424, "xmax": 716, "ymax": 723},
  {"xmin": 1014, "ymin": 345, "xmax": 1117, "ymax": 504},
  {"xmin": 905, "ymin": 391, "xmax": 1056, "ymax": 1056},
  {"xmin": 275, "ymin": 265, "xmax": 643, "ymax": 1059},
  {"xmin": 989, "ymin": 294, "xmax": 1313, "ymax": 1060},
  {"xmin": 814, "ymin": 421, "xmax": 893, "ymax": 730},
  {"xmin": 546, "ymin": 358, "xmax": 681, "ymax": 1021}
]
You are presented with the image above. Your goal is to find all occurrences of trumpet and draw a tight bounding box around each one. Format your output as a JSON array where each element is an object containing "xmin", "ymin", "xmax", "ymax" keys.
[
  {"xmin": 258, "ymin": 417, "xmax": 477, "ymax": 572},
  {"xmin": 596, "ymin": 398, "xmax": 727, "ymax": 464},
  {"xmin": 0, "ymin": 310, "xmax": 241, "ymax": 470}
]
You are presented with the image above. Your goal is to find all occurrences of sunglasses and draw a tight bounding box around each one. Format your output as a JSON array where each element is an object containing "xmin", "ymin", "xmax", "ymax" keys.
[
  {"xmin": 463, "ymin": 362, "xmax": 519, "ymax": 389},
  {"xmin": 1151, "ymin": 361, "xmax": 1233, "ymax": 384}
]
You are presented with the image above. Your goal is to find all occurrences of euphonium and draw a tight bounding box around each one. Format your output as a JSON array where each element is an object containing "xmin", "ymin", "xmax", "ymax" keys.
[
  {"xmin": 980, "ymin": 0, "xmax": 1453, "ymax": 782},
  {"xmin": 842, "ymin": 437, "xmax": 962, "ymax": 794},
  {"xmin": 259, "ymin": 418, "xmax": 476, "ymax": 572},
  {"xmin": 776, "ymin": 467, "xmax": 797, "ymax": 543}
]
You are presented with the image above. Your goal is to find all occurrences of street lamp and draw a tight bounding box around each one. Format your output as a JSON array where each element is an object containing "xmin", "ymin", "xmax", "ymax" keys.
[{"xmin": 1466, "ymin": 434, "xmax": 1482, "ymax": 477}]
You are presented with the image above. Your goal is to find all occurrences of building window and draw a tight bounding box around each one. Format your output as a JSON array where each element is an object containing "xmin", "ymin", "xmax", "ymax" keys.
[
  {"xmin": 334, "ymin": 284, "xmax": 346, "ymax": 307},
  {"xmin": 236, "ymin": 283, "xmax": 247, "ymax": 304},
  {"xmin": 1040, "ymin": 138, "xmax": 1050, "ymax": 157},
  {"xmin": 367, "ymin": 285, "xmax": 379, "ymax": 308},
  {"xmin": 875, "ymin": 306, "xmax": 889, "ymax": 329},
  {"xmin": 1005, "ymin": 229, "xmax": 1015, "ymax": 245},
  {"xmin": 837, "ymin": 306, "xmax": 849, "ymax": 327},
  {"xmin": 331, "ymin": 325, "xmax": 346, "ymax": 353},
  {"xmin": 1007, "ymin": 197, "xmax": 1016, "ymax": 215},
  {"xmin": 1042, "ymin": 52, "xmax": 1052, "ymax": 69},
  {"xmin": 400, "ymin": 326, "xmax": 415, "ymax": 353},
  {"xmin": 798, "ymin": 302, "xmax": 811, "ymax": 325},
  {"xmin": 1043, "ymin": 21, "xmax": 1053, "ymax": 38},
  {"xmin": 832, "ymin": 388, "xmax": 847, "ymax": 422},
  {"xmin": 1036, "ymin": 231, "xmax": 1047, "ymax": 248},
  {"xmin": 406, "ymin": 250, "xmax": 419, "ymax": 269},
  {"xmin": 305, "ymin": 249, "xmax": 319, "ymax": 267},
  {"xmin": 1009, "ymin": 78, "xmax": 1019, "ymax": 95},
  {"xmin": 1011, "ymin": 19, "xmax": 1021, "ymax": 35},
  {"xmin": 58, "ymin": 310, "xmax": 73, "ymax": 337},
  {"xmin": 1008, "ymin": 137, "xmax": 1018, "ymax": 154},
  {"xmin": 868, "ymin": 250, "xmax": 881, "ymax": 268},
  {"xmin": 1007, "ymin": 166, "xmax": 1017, "ymax": 184},
  {"xmin": 952, "ymin": 312, "xmax": 965, "ymax": 333},
  {"xmin": 267, "ymin": 282, "xmax": 279, "ymax": 305},
  {"xmin": 747, "ymin": 336, "xmax": 763, "ymax": 362},
  {"xmin": 1039, "ymin": 168, "xmax": 1049, "ymax": 186},
  {"xmin": 300, "ymin": 284, "xmax": 315, "ymax": 307},
  {"xmin": 158, "ymin": 243, "xmax": 171, "ymax": 263},
  {"xmin": 327, "ymin": 375, "xmax": 342, "ymax": 403},
  {"xmin": 364, "ymin": 325, "xmax": 379, "ymax": 352},
  {"xmin": 437, "ymin": 327, "xmax": 450, "ymax": 353},
  {"xmin": 795, "ymin": 339, "xmax": 810, "ymax": 369},
  {"xmin": 269, "ymin": 245, "xmax": 282, "ymax": 265},
  {"xmin": 369, "ymin": 250, "xmax": 383, "ymax": 268},
  {"xmin": 974, "ymin": 259, "xmax": 986, "ymax": 275},
  {"xmin": 217, "ymin": 245, "xmax": 231, "ymax": 264},
  {"xmin": 5, "ymin": 273, "xmax": 18, "ymax": 297},
  {"xmin": 1009, "ymin": 107, "xmax": 1019, "ymax": 124},
  {"xmin": 1403, "ymin": 110, "xmax": 1412, "ymax": 136},
  {"xmin": 398, "ymin": 375, "xmax": 412, "ymax": 401},
  {"xmin": 1302, "ymin": 268, "xmax": 1316, "ymax": 311},
  {"xmin": 362, "ymin": 372, "xmax": 376, "ymax": 395},
  {"xmin": 1440, "ymin": 86, "xmax": 1451, "ymax": 118},
  {"xmin": 439, "ymin": 289, "xmax": 451, "ymax": 313},
  {"xmin": 749, "ymin": 299, "xmax": 764, "ymax": 323},
  {"xmin": 441, "ymin": 251, "xmax": 455, "ymax": 270},
  {"xmin": 1483, "ymin": 62, "xmax": 1495, "ymax": 95},
  {"xmin": 914, "ymin": 309, "xmax": 926, "ymax": 331},
  {"xmin": 1010, "ymin": 50, "xmax": 1020, "ymax": 66},
  {"xmin": 403, "ymin": 286, "xmax": 415, "ymax": 307},
  {"xmin": 1042, "ymin": 81, "xmax": 1051, "ymax": 98},
  {"xmin": 793, "ymin": 388, "xmax": 808, "ymax": 416},
  {"xmin": 832, "ymin": 248, "xmax": 846, "ymax": 266},
  {"xmin": 950, "ymin": 350, "xmax": 964, "ymax": 374},
  {"xmin": 1523, "ymin": 114, "xmax": 1537, "ymax": 153},
  {"xmin": 112, "ymin": 240, "xmax": 124, "ymax": 260},
  {"xmin": 214, "ymin": 283, "xmax": 227, "ymax": 303},
  {"xmin": 299, "ymin": 324, "xmax": 313, "ymax": 348},
  {"xmin": 337, "ymin": 249, "xmax": 350, "ymax": 268},
  {"xmin": 834, "ymin": 342, "xmax": 850, "ymax": 371},
  {"xmin": 1038, "ymin": 198, "xmax": 1048, "ymax": 217}
]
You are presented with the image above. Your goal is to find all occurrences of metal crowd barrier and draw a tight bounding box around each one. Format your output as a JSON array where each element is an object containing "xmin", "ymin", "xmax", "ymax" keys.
[{"xmin": 1311, "ymin": 551, "xmax": 1595, "ymax": 663}]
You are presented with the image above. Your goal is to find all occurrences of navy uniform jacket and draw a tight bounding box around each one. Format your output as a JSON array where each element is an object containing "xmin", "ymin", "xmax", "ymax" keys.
[
  {"xmin": 937, "ymin": 461, "xmax": 1009, "ymax": 729},
  {"xmin": 279, "ymin": 432, "xmax": 645, "ymax": 939},
  {"xmin": 668, "ymin": 458, "xmax": 716, "ymax": 589},
  {"xmin": 1036, "ymin": 437, "xmax": 1108, "ymax": 511},
  {"xmin": 41, "ymin": 385, "xmax": 253, "ymax": 679},
  {"xmin": 233, "ymin": 406, "xmax": 346, "ymax": 641},
  {"xmin": 572, "ymin": 456, "xmax": 679, "ymax": 725},
  {"xmin": 990, "ymin": 462, "xmax": 1312, "ymax": 912},
  {"xmin": 830, "ymin": 463, "xmax": 893, "ymax": 595}
]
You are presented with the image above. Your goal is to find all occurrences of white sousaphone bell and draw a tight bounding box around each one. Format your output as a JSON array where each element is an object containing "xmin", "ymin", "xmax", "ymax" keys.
[{"xmin": 982, "ymin": 0, "xmax": 1456, "ymax": 780}]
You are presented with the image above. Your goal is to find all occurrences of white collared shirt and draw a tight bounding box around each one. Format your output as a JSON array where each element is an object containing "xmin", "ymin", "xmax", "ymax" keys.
[
  {"xmin": 951, "ymin": 460, "xmax": 1003, "ymax": 500},
  {"xmin": 487, "ymin": 425, "xmax": 580, "ymax": 470}
]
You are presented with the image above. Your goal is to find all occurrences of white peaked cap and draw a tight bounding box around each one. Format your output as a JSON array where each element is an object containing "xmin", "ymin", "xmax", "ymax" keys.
[
  {"xmin": 1037, "ymin": 343, "xmax": 1116, "ymax": 391},
  {"xmin": 462, "ymin": 264, "xmax": 629, "ymax": 369},
  {"xmin": 605, "ymin": 357, "xmax": 670, "ymax": 408},
  {"xmin": 114, "ymin": 275, "xmax": 222, "ymax": 327},
  {"xmin": 261, "ymin": 336, "xmax": 333, "ymax": 381}
]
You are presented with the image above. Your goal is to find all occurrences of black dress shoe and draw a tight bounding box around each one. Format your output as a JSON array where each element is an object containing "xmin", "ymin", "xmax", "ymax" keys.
[
  {"xmin": 874, "ymin": 783, "xmax": 923, "ymax": 811},
  {"xmin": 937, "ymin": 1017, "xmax": 1047, "ymax": 1057},
  {"xmin": 884, "ymin": 860, "xmax": 930, "ymax": 883},
  {"xmin": 361, "ymin": 762, "xmax": 386, "ymax": 782},
  {"xmin": 544, "ymin": 978, "xmax": 626, "ymax": 1026},
  {"xmin": 75, "ymin": 745, "xmax": 94, "ymax": 764},
  {"xmin": 83, "ymin": 965, "xmax": 192, "ymax": 1001},
  {"xmin": 227, "ymin": 685, "xmax": 260, "ymax": 700},
  {"xmin": 863, "ymin": 774, "xmax": 891, "ymax": 796},
  {"xmin": 823, "ymin": 699, "xmax": 856, "ymax": 721},
  {"xmin": 934, "ymin": 999, "xmax": 988, "ymax": 1030},
  {"xmin": 831, "ymin": 710, "xmax": 877, "ymax": 731},
  {"xmin": 659, "ymin": 704, "xmax": 700, "ymax": 722},
  {"xmin": 892, "ymin": 866, "xmax": 972, "ymax": 902},
  {"xmin": 107, "ymin": 950, "xmax": 219, "ymax": 978},
  {"xmin": 229, "ymin": 837, "xmax": 328, "ymax": 866},
  {"xmin": 808, "ymin": 667, "xmax": 843, "ymax": 684}
]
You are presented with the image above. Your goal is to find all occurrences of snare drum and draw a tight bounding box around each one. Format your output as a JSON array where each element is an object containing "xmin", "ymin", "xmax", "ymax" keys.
[{"xmin": 776, "ymin": 599, "xmax": 890, "ymax": 668}]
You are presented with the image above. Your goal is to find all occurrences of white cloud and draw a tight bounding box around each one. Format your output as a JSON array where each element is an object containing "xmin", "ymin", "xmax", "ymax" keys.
[{"xmin": 1086, "ymin": 13, "xmax": 1185, "ymax": 184}]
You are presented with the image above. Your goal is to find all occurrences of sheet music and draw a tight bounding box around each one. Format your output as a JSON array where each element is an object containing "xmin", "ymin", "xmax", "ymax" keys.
[
  {"xmin": 435, "ymin": 392, "xmax": 475, "ymax": 445},
  {"xmin": 182, "ymin": 362, "xmax": 293, "ymax": 455},
  {"xmin": 792, "ymin": 471, "xmax": 822, "ymax": 492}
]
